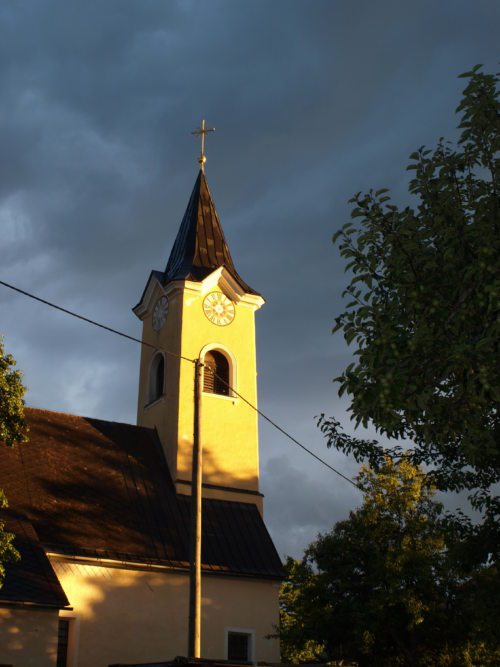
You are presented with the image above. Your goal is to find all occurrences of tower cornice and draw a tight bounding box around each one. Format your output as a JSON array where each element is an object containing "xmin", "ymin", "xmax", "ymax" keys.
[{"xmin": 133, "ymin": 266, "xmax": 265, "ymax": 321}]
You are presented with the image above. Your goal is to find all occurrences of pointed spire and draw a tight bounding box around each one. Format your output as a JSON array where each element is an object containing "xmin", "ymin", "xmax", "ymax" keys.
[{"xmin": 164, "ymin": 171, "xmax": 258, "ymax": 295}]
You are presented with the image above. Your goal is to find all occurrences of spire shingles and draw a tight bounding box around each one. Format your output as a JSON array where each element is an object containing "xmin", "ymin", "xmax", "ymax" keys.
[{"xmin": 164, "ymin": 171, "xmax": 258, "ymax": 295}]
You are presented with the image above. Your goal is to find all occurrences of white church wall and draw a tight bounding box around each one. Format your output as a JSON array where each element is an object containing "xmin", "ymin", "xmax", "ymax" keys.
[
  {"xmin": 0, "ymin": 605, "xmax": 59, "ymax": 667},
  {"xmin": 51, "ymin": 558, "xmax": 280, "ymax": 667}
]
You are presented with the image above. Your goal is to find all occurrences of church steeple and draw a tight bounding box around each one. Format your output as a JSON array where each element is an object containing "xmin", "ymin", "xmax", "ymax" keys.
[
  {"xmin": 134, "ymin": 168, "xmax": 265, "ymax": 511},
  {"xmin": 164, "ymin": 170, "xmax": 258, "ymax": 295}
]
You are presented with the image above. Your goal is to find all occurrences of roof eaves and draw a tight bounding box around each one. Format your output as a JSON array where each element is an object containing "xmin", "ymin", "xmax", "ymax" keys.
[{"xmin": 133, "ymin": 270, "xmax": 166, "ymax": 318}]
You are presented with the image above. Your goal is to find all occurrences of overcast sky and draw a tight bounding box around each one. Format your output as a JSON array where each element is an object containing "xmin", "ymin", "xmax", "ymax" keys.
[{"xmin": 1, "ymin": 0, "xmax": 498, "ymax": 558}]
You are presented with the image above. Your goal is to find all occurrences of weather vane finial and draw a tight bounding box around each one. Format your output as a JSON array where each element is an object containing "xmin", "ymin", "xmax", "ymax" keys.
[{"xmin": 191, "ymin": 119, "xmax": 215, "ymax": 172}]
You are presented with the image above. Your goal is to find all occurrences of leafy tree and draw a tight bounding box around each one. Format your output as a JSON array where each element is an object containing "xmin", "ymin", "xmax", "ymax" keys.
[
  {"xmin": 0, "ymin": 338, "xmax": 28, "ymax": 448},
  {"xmin": 319, "ymin": 66, "xmax": 499, "ymax": 558},
  {"xmin": 277, "ymin": 557, "xmax": 325, "ymax": 664},
  {"xmin": 0, "ymin": 338, "xmax": 28, "ymax": 585},
  {"xmin": 280, "ymin": 458, "xmax": 500, "ymax": 666},
  {"xmin": 0, "ymin": 490, "xmax": 20, "ymax": 587}
]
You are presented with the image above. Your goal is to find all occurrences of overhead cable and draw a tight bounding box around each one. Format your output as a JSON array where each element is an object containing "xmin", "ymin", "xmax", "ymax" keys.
[{"xmin": 0, "ymin": 278, "xmax": 361, "ymax": 491}]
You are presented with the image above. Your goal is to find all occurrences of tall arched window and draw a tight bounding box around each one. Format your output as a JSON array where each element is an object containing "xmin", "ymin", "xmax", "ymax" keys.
[
  {"xmin": 203, "ymin": 350, "xmax": 230, "ymax": 396},
  {"xmin": 149, "ymin": 353, "xmax": 165, "ymax": 403}
]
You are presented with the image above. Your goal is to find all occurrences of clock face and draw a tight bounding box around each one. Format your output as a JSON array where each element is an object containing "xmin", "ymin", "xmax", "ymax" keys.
[
  {"xmin": 152, "ymin": 296, "xmax": 169, "ymax": 331},
  {"xmin": 203, "ymin": 291, "xmax": 235, "ymax": 326}
]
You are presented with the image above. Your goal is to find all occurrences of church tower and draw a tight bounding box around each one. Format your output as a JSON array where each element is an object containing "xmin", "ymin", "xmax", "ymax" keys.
[{"xmin": 133, "ymin": 170, "xmax": 265, "ymax": 511}]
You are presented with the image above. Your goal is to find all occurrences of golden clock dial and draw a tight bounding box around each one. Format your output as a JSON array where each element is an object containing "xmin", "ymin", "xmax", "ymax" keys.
[
  {"xmin": 203, "ymin": 291, "xmax": 235, "ymax": 326},
  {"xmin": 152, "ymin": 296, "xmax": 169, "ymax": 331}
]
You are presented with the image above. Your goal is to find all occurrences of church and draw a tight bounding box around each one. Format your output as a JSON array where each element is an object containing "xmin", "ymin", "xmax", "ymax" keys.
[{"xmin": 0, "ymin": 160, "xmax": 283, "ymax": 666}]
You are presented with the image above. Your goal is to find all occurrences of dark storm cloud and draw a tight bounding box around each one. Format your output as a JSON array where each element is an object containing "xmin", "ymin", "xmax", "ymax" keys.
[
  {"xmin": 261, "ymin": 454, "xmax": 361, "ymax": 558},
  {"xmin": 1, "ymin": 0, "xmax": 499, "ymax": 557}
]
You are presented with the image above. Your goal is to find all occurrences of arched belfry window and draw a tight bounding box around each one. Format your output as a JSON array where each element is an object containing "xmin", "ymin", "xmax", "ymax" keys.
[
  {"xmin": 149, "ymin": 353, "xmax": 165, "ymax": 403},
  {"xmin": 203, "ymin": 350, "xmax": 230, "ymax": 396}
]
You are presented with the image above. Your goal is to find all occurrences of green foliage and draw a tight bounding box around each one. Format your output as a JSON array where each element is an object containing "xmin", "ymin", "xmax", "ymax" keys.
[
  {"xmin": 283, "ymin": 64, "xmax": 500, "ymax": 667},
  {"xmin": 321, "ymin": 68, "xmax": 499, "ymax": 553},
  {"xmin": 280, "ymin": 458, "xmax": 500, "ymax": 666},
  {"xmin": 278, "ymin": 557, "xmax": 326, "ymax": 663},
  {"xmin": 0, "ymin": 490, "xmax": 19, "ymax": 587},
  {"xmin": 0, "ymin": 337, "xmax": 27, "ymax": 587},
  {"xmin": 313, "ymin": 67, "xmax": 500, "ymax": 661},
  {"xmin": 324, "ymin": 66, "xmax": 499, "ymax": 488},
  {"xmin": 0, "ymin": 337, "xmax": 28, "ymax": 448}
]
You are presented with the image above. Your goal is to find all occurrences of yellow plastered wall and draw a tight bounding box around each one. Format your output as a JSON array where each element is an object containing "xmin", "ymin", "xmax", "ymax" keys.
[
  {"xmin": 137, "ymin": 279, "xmax": 262, "ymax": 499},
  {"xmin": 0, "ymin": 606, "xmax": 59, "ymax": 667},
  {"xmin": 137, "ymin": 284, "xmax": 184, "ymax": 479},
  {"xmin": 51, "ymin": 559, "xmax": 280, "ymax": 667}
]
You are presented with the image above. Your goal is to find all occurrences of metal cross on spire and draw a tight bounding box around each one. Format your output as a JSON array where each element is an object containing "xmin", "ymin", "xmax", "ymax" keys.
[{"xmin": 191, "ymin": 119, "xmax": 215, "ymax": 172}]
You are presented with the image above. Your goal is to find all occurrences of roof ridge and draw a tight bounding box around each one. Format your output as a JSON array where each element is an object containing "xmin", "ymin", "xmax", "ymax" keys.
[{"xmin": 24, "ymin": 406, "xmax": 156, "ymax": 433}]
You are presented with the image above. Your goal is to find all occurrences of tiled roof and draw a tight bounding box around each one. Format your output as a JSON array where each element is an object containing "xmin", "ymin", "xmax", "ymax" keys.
[
  {"xmin": 0, "ymin": 511, "xmax": 69, "ymax": 608},
  {"xmin": 0, "ymin": 408, "xmax": 283, "ymax": 580},
  {"xmin": 163, "ymin": 171, "xmax": 260, "ymax": 295}
]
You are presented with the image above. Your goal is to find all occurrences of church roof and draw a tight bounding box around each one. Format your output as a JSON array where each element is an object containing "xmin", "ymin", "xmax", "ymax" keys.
[
  {"xmin": 0, "ymin": 512, "xmax": 69, "ymax": 608},
  {"xmin": 0, "ymin": 408, "xmax": 283, "ymax": 581},
  {"xmin": 163, "ymin": 170, "xmax": 259, "ymax": 295}
]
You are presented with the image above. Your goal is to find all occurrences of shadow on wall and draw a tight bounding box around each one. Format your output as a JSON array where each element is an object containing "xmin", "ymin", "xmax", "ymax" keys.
[{"xmin": 0, "ymin": 605, "xmax": 60, "ymax": 667}]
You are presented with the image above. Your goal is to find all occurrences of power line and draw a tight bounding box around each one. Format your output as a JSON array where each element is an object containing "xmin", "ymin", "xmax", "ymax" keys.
[
  {"xmin": 0, "ymin": 278, "xmax": 361, "ymax": 491},
  {"xmin": 0, "ymin": 279, "xmax": 192, "ymax": 363},
  {"xmin": 211, "ymin": 370, "xmax": 361, "ymax": 490}
]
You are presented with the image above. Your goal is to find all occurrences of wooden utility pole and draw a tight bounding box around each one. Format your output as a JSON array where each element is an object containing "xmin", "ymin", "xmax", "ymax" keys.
[{"xmin": 188, "ymin": 358, "xmax": 203, "ymax": 658}]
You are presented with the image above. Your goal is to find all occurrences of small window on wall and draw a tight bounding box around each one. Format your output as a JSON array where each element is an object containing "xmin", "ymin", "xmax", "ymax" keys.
[
  {"xmin": 227, "ymin": 630, "xmax": 252, "ymax": 663},
  {"xmin": 203, "ymin": 350, "xmax": 230, "ymax": 396},
  {"xmin": 149, "ymin": 353, "xmax": 165, "ymax": 403},
  {"xmin": 56, "ymin": 619, "xmax": 70, "ymax": 667}
]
